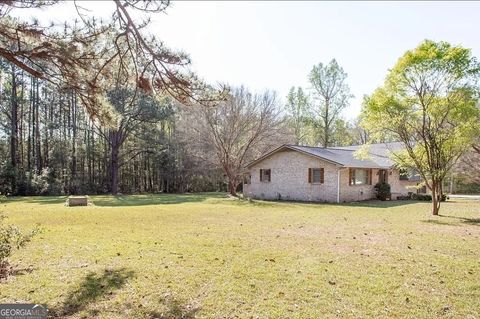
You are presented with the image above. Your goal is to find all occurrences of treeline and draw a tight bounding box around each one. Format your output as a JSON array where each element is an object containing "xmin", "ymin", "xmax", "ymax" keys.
[
  {"xmin": 0, "ymin": 1, "xmax": 379, "ymax": 197},
  {"xmin": 0, "ymin": 59, "xmax": 372, "ymax": 196},
  {"xmin": 0, "ymin": 62, "xmax": 224, "ymax": 196},
  {"xmin": 0, "ymin": 54, "xmax": 388, "ymax": 197},
  {"xmin": 2, "ymin": 57, "xmax": 477, "ymax": 198}
]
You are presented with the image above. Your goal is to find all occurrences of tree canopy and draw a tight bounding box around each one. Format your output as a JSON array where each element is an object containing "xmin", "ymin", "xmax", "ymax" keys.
[
  {"xmin": 361, "ymin": 40, "xmax": 480, "ymax": 215},
  {"xmin": 0, "ymin": 0, "xmax": 225, "ymax": 123},
  {"xmin": 309, "ymin": 59, "xmax": 353, "ymax": 147}
]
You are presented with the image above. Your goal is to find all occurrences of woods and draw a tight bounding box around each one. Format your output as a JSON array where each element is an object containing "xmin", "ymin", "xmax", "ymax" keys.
[
  {"xmin": 0, "ymin": 0, "xmax": 228, "ymax": 196},
  {"xmin": 0, "ymin": 65, "xmax": 231, "ymax": 195}
]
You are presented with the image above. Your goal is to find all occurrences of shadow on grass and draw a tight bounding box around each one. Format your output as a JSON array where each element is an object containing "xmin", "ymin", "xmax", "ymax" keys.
[
  {"xmin": 421, "ymin": 219, "xmax": 458, "ymax": 226},
  {"xmin": 247, "ymin": 198, "xmax": 418, "ymax": 209},
  {"xmin": 5, "ymin": 196, "xmax": 67, "ymax": 205},
  {"xmin": 342, "ymin": 200, "xmax": 419, "ymax": 208},
  {"xmin": 144, "ymin": 298, "xmax": 200, "ymax": 319},
  {"xmin": 51, "ymin": 268, "xmax": 134, "ymax": 317},
  {"xmin": 422, "ymin": 216, "xmax": 480, "ymax": 227},
  {"xmin": 92, "ymin": 193, "xmax": 227, "ymax": 207},
  {"xmin": 440, "ymin": 215, "xmax": 480, "ymax": 226}
]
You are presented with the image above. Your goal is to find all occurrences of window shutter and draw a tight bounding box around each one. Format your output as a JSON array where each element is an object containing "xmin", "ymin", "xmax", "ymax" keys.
[
  {"xmin": 260, "ymin": 169, "xmax": 263, "ymax": 182},
  {"xmin": 308, "ymin": 168, "xmax": 312, "ymax": 183},
  {"xmin": 369, "ymin": 169, "xmax": 373, "ymax": 185},
  {"xmin": 349, "ymin": 168, "xmax": 353, "ymax": 185},
  {"xmin": 320, "ymin": 168, "xmax": 324, "ymax": 184}
]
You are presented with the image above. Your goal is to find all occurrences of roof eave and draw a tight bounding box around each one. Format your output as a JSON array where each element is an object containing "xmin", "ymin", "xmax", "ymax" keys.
[{"xmin": 245, "ymin": 144, "xmax": 345, "ymax": 168}]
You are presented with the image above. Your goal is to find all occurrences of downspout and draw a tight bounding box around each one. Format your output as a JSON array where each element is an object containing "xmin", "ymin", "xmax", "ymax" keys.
[{"xmin": 337, "ymin": 168, "xmax": 341, "ymax": 203}]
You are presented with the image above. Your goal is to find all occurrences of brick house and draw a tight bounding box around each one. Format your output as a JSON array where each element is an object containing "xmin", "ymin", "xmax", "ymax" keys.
[{"xmin": 243, "ymin": 142, "xmax": 422, "ymax": 203}]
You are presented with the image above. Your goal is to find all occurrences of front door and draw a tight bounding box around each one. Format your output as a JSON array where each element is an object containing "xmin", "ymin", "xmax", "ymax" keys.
[{"xmin": 378, "ymin": 169, "xmax": 388, "ymax": 183}]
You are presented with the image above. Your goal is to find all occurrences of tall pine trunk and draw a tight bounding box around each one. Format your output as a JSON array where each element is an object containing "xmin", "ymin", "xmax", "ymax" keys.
[
  {"xmin": 34, "ymin": 78, "xmax": 42, "ymax": 173},
  {"xmin": 27, "ymin": 77, "xmax": 32, "ymax": 172},
  {"xmin": 110, "ymin": 145, "xmax": 119, "ymax": 195},
  {"xmin": 109, "ymin": 131, "xmax": 122, "ymax": 195},
  {"xmin": 70, "ymin": 91, "xmax": 77, "ymax": 194},
  {"xmin": 9, "ymin": 65, "xmax": 18, "ymax": 193}
]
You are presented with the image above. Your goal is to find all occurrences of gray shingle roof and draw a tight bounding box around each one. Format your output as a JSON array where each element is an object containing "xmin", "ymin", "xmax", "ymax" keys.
[{"xmin": 247, "ymin": 142, "xmax": 405, "ymax": 169}]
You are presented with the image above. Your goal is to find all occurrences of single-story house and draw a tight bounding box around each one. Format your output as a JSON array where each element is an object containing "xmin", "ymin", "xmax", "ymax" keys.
[{"xmin": 243, "ymin": 142, "xmax": 423, "ymax": 203}]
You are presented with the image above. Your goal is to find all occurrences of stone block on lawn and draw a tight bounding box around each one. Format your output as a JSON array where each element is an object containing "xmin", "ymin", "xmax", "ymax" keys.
[{"xmin": 68, "ymin": 196, "xmax": 88, "ymax": 206}]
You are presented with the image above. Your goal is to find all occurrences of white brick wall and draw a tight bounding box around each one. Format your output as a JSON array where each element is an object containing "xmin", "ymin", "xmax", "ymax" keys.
[
  {"xmin": 388, "ymin": 170, "xmax": 419, "ymax": 198},
  {"xmin": 338, "ymin": 168, "xmax": 377, "ymax": 202},
  {"xmin": 339, "ymin": 168, "xmax": 418, "ymax": 202}
]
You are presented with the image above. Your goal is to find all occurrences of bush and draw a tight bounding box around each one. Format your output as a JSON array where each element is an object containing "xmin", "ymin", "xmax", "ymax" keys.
[
  {"xmin": 411, "ymin": 193, "xmax": 448, "ymax": 201},
  {"xmin": 374, "ymin": 182, "xmax": 391, "ymax": 201},
  {"xmin": 25, "ymin": 168, "xmax": 63, "ymax": 196},
  {"xmin": 0, "ymin": 215, "xmax": 40, "ymax": 278}
]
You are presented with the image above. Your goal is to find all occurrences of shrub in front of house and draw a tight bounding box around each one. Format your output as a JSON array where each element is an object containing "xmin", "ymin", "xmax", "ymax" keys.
[
  {"xmin": 374, "ymin": 182, "xmax": 391, "ymax": 201},
  {"xmin": 411, "ymin": 194, "xmax": 448, "ymax": 201}
]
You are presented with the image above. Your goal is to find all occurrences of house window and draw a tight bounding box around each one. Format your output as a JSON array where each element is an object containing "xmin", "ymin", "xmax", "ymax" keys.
[
  {"xmin": 244, "ymin": 174, "xmax": 251, "ymax": 184},
  {"xmin": 260, "ymin": 169, "xmax": 271, "ymax": 182},
  {"xmin": 399, "ymin": 169, "xmax": 409, "ymax": 181},
  {"xmin": 349, "ymin": 168, "xmax": 372, "ymax": 185},
  {"xmin": 308, "ymin": 168, "xmax": 324, "ymax": 184}
]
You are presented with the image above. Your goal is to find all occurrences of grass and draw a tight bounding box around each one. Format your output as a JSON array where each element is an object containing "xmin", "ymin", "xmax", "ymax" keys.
[{"xmin": 0, "ymin": 194, "xmax": 479, "ymax": 318}]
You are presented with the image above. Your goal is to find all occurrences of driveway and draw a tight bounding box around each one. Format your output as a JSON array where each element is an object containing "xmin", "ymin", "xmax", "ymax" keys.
[{"xmin": 448, "ymin": 194, "xmax": 480, "ymax": 200}]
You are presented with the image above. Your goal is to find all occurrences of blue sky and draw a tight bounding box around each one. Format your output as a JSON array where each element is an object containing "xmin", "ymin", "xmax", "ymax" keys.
[{"xmin": 24, "ymin": 1, "xmax": 480, "ymax": 120}]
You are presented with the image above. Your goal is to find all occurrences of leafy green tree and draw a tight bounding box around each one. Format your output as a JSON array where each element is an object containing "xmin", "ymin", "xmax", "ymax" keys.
[
  {"xmin": 99, "ymin": 88, "xmax": 174, "ymax": 194},
  {"xmin": 309, "ymin": 59, "xmax": 353, "ymax": 147},
  {"xmin": 285, "ymin": 87, "xmax": 309, "ymax": 144},
  {"xmin": 362, "ymin": 40, "xmax": 480, "ymax": 215},
  {"xmin": 330, "ymin": 118, "xmax": 355, "ymax": 146}
]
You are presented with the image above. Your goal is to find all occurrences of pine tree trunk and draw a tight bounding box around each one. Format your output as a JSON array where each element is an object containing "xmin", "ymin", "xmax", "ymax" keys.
[
  {"xmin": 43, "ymin": 90, "xmax": 49, "ymax": 167},
  {"xmin": 19, "ymin": 71, "xmax": 25, "ymax": 171},
  {"xmin": 109, "ymin": 132, "xmax": 121, "ymax": 195},
  {"xmin": 70, "ymin": 91, "xmax": 77, "ymax": 194},
  {"xmin": 110, "ymin": 146, "xmax": 119, "ymax": 195},
  {"xmin": 27, "ymin": 76, "xmax": 32, "ymax": 172},
  {"xmin": 34, "ymin": 78, "xmax": 42, "ymax": 173},
  {"xmin": 10, "ymin": 65, "xmax": 18, "ymax": 193}
]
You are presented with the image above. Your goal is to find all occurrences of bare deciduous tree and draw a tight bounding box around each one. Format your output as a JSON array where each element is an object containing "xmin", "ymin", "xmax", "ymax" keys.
[
  {"xmin": 187, "ymin": 87, "xmax": 286, "ymax": 196},
  {"xmin": 454, "ymin": 149, "xmax": 480, "ymax": 184}
]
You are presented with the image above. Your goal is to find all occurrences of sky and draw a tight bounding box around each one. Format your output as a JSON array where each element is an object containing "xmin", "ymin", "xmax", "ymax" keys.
[{"xmin": 18, "ymin": 1, "xmax": 480, "ymax": 120}]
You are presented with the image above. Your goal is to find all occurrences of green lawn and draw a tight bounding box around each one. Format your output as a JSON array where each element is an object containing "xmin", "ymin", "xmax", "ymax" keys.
[{"xmin": 0, "ymin": 194, "xmax": 479, "ymax": 318}]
